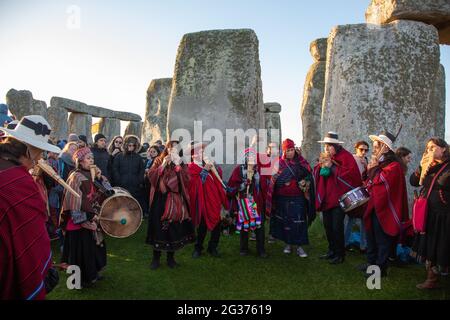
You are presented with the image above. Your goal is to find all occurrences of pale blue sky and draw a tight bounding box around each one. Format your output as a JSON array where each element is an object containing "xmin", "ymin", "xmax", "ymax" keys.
[{"xmin": 1, "ymin": 0, "xmax": 449, "ymax": 143}]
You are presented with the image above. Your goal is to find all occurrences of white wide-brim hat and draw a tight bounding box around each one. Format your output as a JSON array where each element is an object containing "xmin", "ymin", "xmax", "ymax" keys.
[
  {"xmin": 0, "ymin": 115, "xmax": 61, "ymax": 154},
  {"xmin": 318, "ymin": 131, "xmax": 344, "ymax": 144},
  {"xmin": 369, "ymin": 134, "xmax": 394, "ymax": 151}
]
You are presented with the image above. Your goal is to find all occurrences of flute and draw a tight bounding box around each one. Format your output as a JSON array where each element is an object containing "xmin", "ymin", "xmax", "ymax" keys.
[
  {"xmin": 37, "ymin": 159, "xmax": 80, "ymax": 199},
  {"xmin": 419, "ymin": 151, "xmax": 433, "ymax": 186},
  {"xmin": 204, "ymin": 157, "xmax": 227, "ymax": 189}
]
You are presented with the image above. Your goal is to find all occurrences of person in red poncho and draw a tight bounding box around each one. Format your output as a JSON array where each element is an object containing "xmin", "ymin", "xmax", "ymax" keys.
[
  {"xmin": 268, "ymin": 139, "xmax": 315, "ymax": 257},
  {"xmin": 360, "ymin": 131, "xmax": 409, "ymax": 277},
  {"xmin": 314, "ymin": 132, "xmax": 362, "ymax": 264},
  {"xmin": 146, "ymin": 140, "xmax": 195, "ymax": 269},
  {"xmin": 227, "ymin": 147, "xmax": 267, "ymax": 258},
  {"xmin": 188, "ymin": 142, "xmax": 228, "ymax": 258},
  {"xmin": 0, "ymin": 115, "xmax": 61, "ymax": 300},
  {"xmin": 60, "ymin": 147, "xmax": 108, "ymax": 288}
]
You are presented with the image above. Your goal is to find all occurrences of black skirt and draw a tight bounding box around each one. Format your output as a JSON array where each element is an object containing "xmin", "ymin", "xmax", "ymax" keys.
[
  {"xmin": 270, "ymin": 195, "xmax": 309, "ymax": 246},
  {"xmin": 146, "ymin": 191, "xmax": 195, "ymax": 251},
  {"xmin": 412, "ymin": 205, "xmax": 450, "ymax": 271},
  {"xmin": 61, "ymin": 228, "xmax": 107, "ymax": 284}
]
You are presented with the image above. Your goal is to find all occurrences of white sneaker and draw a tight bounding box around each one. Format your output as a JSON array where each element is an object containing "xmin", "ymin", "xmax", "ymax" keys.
[
  {"xmin": 297, "ymin": 246, "xmax": 308, "ymax": 258},
  {"xmin": 283, "ymin": 245, "xmax": 291, "ymax": 254}
]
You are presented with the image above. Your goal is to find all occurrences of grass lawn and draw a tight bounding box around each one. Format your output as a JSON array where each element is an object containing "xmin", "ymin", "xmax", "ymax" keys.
[{"xmin": 48, "ymin": 218, "xmax": 450, "ymax": 300}]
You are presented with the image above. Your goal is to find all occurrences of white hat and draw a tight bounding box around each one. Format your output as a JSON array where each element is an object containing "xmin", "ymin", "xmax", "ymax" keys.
[
  {"xmin": 369, "ymin": 131, "xmax": 396, "ymax": 151},
  {"xmin": 318, "ymin": 131, "xmax": 344, "ymax": 144},
  {"xmin": 0, "ymin": 115, "xmax": 61, "ymax": 154}
]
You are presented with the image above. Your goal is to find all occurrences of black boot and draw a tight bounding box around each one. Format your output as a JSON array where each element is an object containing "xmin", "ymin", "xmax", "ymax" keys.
[
  {"xmin": 255, "ymin": 227, "xmax": 267, "ymax": 258},
  {"xmin": 207, "ymin": 247, "xmax": 220, "ymax": 257},
  {"xmin": 167, "ymin": 251, "xmax": 179, "ymax": 268},
  {"xmin": 240, "ymin": 232, "xmax": 249, "ymax": 256},
  {"xmin": 192, "ymin": 249, "xmax": 202, "ymax": 259},
  {"xmin": 150, "ymin": 250, "xmax": 161, "ymax": 270},
  {"xmin": 320, "ymin": 251, "xmax": 335, "ymax": 260},
  {"xmin": 329, "ymin": 256, "xmax": 345, "ymax": 265}
]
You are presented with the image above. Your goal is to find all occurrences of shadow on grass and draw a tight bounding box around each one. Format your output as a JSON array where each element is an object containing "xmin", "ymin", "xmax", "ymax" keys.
[{"xmin": 48, "ymin": 219, "xmax": 450, "ymax": 300}]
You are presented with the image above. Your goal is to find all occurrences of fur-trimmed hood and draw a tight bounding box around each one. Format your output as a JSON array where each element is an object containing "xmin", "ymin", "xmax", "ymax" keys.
[{"xmin": 123, "ymin": 135, "xmax": 141, "ymax": 154}]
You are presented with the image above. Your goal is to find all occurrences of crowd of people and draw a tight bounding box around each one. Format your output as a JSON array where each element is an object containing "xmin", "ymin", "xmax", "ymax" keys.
[{"xmin": 1, "ymin": 109, "xmax": 449, "ymax": 299}]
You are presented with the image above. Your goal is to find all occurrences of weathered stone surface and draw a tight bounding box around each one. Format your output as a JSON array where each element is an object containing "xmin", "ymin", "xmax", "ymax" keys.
[
  {"xmin": 322, "ymin": 21, "xmax": 440, "ymax": 177},
  {"xmin": 6, "ymin": 89, "xmax": 48, "ymax": 120},
  {"xmin": 68, "ymin": 112, "xmax": 92, "ymax": 143},
  {"xmin": 98, "ymin": 117, "xmax": 121, "ymax": 142},
  {"xmin": 113, "ymin": 110, "xmax": 142, "ymax": 122},
  {"xmin": 124, "ymin": 121, "xmax": 143, "ymax": 139},
  {"xmin": 365, "ymin": 0, "xmax": 450, "ymax": 44},
  {"xmin": 51, "ymin": 97, "xmax": 141, "ymax": 121},
  {"xmin": 431, "ymin": 64, "xmax": 446, "ymax": 139},
  {"xmin": 167, "ymin": 29, "xmax": 265, "ymax": 179},
  {"xmin": 301, "ymin": 61, "xmax": 326, "ymax": 166},
  {"xmin": 310, "ymin": 38, "xmax": 328, "ymax": 62},
  {"xmin": 264, "ymin": 102, "xmax": 282, "ymax": 113},
  {"xmin": 47, "ymin": 106, "xmax": 68, "ymax": 143},
  {"xmin": 141, "ymin": 78, "xmax": 172, "ymax": 144},
  {"xmin": 264, "ymin": 110, "xmax": 281, "ymax": 146}
]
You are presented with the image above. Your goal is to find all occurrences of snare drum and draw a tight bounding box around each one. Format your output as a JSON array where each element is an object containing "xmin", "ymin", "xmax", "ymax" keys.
[{"xmin": 339, "ymin": 187, "xmax": 370, "ymax": 213}]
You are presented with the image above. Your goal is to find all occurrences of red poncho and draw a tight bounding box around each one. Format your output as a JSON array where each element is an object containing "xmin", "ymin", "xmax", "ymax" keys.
[
  {"xmin": 0, "ymin": 165, "xmax": 52, "ymax": 300},
  {"xmin": 188, "ymin": 163, "xmax": 228, "ymax": 231},
  {"xmin": 148, "ymin": 158, "xmax": 191, "ymax": 223},
  {"xmin": 314, "ymin": 148, "xmax": 362, "ymax": 212},
  {"xmin": 364, "ymin": 161, "xmax": 409, "ymax": 237}
]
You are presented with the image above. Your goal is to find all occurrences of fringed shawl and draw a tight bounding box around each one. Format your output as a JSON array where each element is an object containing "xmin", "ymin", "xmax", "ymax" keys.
[{"xmin": 62, "ymin": 170, "xmax": 88, "ymax": 212}]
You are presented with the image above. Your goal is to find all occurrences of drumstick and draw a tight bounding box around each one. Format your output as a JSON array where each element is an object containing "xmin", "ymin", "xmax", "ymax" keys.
[
  {"xmin": 37, "ymin": 159, "xmax": 80, "ymax": 199},
  {"xmin": 98, "ymin": 216, "xmax": 128, "ymax": 225}
]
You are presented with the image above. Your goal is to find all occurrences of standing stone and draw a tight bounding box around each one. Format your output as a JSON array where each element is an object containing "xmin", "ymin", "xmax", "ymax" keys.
[
  {"xmin": 365, "ymin": 0, "xmax": 450, "ymax": 45},
  {"xmin": 300, "ymin": 38, "xmax": 327, "ymax": 165},
  {"xmin": 98, "ymin": 118, "xmax": 121, "ymax": 142},
  {"xmin": 322, "ymin": 20, "xmax": 440, "ymax": 177},
  {"xmin": 6, "ymin": 89, "xmax": 48, "ymax": 120},
  {"xmin": 167, "ymin": 29, "xmax": 265, "ymax": 179},
  {"xmin": 125, "ymin": 121, "xmax": 143, "ymax": 139},
  {"xmin": 264, "ymin": 103, "xmax": 282, "ymax": 147},
  {"xmin": 47, "ymin": 106, "xmax": 68, "ymax": 143},
  {"xmin": 68, "ymin": 113, "xmax": 92, "ymax": 143},
  {"xmin": 142, "ymin": 78, "xmax": 172, "ymax": 145},
  {"xmin": 432, "ymin": 64, "xmax": 446, "ymax": 139}
]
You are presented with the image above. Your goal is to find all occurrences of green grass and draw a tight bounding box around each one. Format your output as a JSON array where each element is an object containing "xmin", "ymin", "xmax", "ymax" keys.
[{"xmin": 48, "ymin": 219, "xmax": 450, "ymax": 300}]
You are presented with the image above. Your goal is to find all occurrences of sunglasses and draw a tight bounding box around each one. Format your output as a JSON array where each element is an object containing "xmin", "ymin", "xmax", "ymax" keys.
[
  {"xmin": 358, "ymin": 148, "xmax": 369, "ymax": 152},
  {"xmin": 115, "ymin": 141, "xmax": 123, "ymax": 144}
]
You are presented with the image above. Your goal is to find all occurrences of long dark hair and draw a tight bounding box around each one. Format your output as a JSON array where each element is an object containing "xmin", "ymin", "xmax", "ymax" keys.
[
  {"xmin": 0, "ymin": 137, "xmax": 28, "ymax": 164},
  {"xmin": 149, "ymin": 145, "xmax": 161, "ymax": 159},
  {"xmin": 107, "ymin": 135, "xmax": 123, "ymax": 154},
  {"xmin": 155, "ymin": 140, "xmax": 183, "ymax": 167},
  {"xmin": 380, "ymin": 149, "xmax": 401, "ymax": 166},
  {"xmin": 427, "ymin": 137, "xmax": 450, "ymax": 162}
]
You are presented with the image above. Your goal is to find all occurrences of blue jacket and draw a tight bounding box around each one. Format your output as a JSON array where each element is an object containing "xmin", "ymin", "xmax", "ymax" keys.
[{"xmin": 0, "ymin": 104, "xmax": 12, "ymax": 127}]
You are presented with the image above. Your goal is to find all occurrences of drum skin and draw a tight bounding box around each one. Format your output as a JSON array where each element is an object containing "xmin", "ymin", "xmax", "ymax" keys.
[
  {"xmin": 339, "ymin": 187, "xmax": 369, "ymax": 217},
  {"xmin": 99, "ymin": 188, "xmax": 143, "ymax": 238}
]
